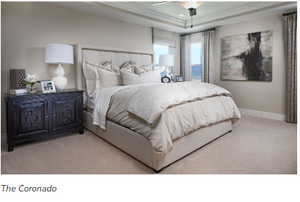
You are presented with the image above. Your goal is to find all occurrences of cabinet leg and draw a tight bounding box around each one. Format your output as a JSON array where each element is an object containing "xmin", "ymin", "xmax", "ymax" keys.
[
  {"xmin": 79, "ymin": 127, "xmax": 84, "ymax": 135},
  {"xmin": 8, "ymin": 144, "xmax": 14, "ymax": 152}
]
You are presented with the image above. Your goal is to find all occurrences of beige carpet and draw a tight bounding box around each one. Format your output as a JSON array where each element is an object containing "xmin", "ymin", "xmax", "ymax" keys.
[{"xmin": 1, "ymin": 115, "xmax": 297, "ymax": 174}]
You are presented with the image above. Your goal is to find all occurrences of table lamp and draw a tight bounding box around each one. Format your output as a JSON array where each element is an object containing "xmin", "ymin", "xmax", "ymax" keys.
[
  {"xmin": 159, "ymin": 54, "xmax": 175, "ymax": 79},
  {"xmin": 45, "ymin": 44, "xmax": 74, "ymax": 90}
]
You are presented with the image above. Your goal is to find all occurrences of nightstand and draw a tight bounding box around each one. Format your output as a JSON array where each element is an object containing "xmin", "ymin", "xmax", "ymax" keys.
[{"xmin": 5, "ymin": 89, "xmax": 84, "ymax": 151}]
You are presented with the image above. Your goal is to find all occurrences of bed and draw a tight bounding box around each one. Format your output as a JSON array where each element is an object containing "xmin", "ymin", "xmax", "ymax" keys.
[{"xmin": 75, "ymin": 44, "xmax": 240, "ymax": 172}]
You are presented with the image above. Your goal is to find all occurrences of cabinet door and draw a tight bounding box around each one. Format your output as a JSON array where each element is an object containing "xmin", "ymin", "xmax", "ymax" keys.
[
  {"xmin": 11, "ymin": 96, "xmax": 50, "ymax": 138},
  {"xmin": 51, "ymin": 93, "xmax": 82, "ymax": 132}
]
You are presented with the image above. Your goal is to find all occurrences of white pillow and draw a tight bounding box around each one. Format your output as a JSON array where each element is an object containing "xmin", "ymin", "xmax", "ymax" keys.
[
  {"xmin": 120, "ymin": 69, "xmax": 161, "ymax": 85},
  {"xmin": 97, "ymin": 68, "xmax": 121, "ymax": 88},
  {"xmin": 84, "ymin": 61, "xmax": 121, "ymax": 87},
  {"xmin": 83, "ymin": 62, "xmax": 100, "ymax": 97},
  {"xmin": 83, "ymin": 61, "xmax": 122, "ymax": 109}
]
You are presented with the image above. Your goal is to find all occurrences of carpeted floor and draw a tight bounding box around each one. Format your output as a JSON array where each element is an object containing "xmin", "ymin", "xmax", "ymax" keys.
[{"xmin": 1, "ymin": 115, "xmax": 297, "ymax": 174}]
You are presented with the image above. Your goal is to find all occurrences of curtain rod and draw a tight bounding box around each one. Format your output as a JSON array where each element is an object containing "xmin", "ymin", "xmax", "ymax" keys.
[
  {"xmin": 283, "ymin": 11, "xmax": 297, "ymax": 16},
  {"xmin": 180, "ymin": 27, "xmax": 216, "ymax": 37}
]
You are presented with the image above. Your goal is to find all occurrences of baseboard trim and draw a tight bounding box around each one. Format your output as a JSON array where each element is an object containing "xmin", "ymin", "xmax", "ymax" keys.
[{"xmin": 240, "ymin": 108, "xmax": 285, "ymax": 121}]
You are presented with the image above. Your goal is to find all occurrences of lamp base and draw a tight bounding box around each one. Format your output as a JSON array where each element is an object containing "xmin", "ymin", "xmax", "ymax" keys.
[
  {"xmin": 52, "ymin": 76, "xmax": 67, "ymax": 90},
  {"xmin": 52, "ymin": 64, "xmax": 67, "ymax": 90}
]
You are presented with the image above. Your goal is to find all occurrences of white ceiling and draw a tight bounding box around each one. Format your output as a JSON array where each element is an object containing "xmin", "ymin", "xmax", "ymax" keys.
[
  {"xmin": 109, "ymin": 1, "xmax": 249, "ymax": 20},
  {"xmin": 58, "ymin": 1, "xmax": 297, "ymax": 34}
]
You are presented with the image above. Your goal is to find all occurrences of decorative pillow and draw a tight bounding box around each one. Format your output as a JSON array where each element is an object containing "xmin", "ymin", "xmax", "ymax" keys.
[
  {"xmin": 120, "ymin": 69, "xmax": 161, "ymax": 85},
  {"xmin": 99, "ymin": 61, "xmax": 120, "ymax": 73},
  {"xmin": 85, "ymin": 60, "xmax": 118, "ymax": 73},
  {"xmin": 134, "ymin": 64, "xmax": 154, "ymax": 74},
  {"xmin": 98, "ymin": 61, "xmax": 114, "ymax": 72},
  {"xmin": 120, "ymin": 61, "xmax": 136, "ymax": 73}
]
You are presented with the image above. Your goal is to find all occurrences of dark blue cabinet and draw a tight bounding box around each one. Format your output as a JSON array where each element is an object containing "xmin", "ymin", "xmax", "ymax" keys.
[{"xmin": 6, "ymin": 90, "xmax": 84, "ymax": 151}]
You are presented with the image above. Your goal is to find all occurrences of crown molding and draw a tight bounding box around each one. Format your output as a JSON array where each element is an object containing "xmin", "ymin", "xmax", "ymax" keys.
[
  {"xmin": 192, "ymin": 2, "xmax": 296, "ymax": 26},
  {"xmin": 100, "ymin": 2, "xmax": 185, "ymax": 27},
  {"xmin": 181, "ymin": 2, "xmax": 297, "ymax": 33},
  {"xmin": 57, "ymin": 2, "xmax": 297, "ymax": 34},
  {"xmin": 57, "ymin": 2, "xmax": 186, "ymax": 33}
]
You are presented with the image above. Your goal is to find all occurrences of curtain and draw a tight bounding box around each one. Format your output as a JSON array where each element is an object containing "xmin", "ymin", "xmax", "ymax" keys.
[
  {"xmin": 283, "ymin": 13, "xmax": 297, "ymax": 123},
  {"xmin": 180, "ymin": 35, "xmax": 191, "ymax": 80},
  {"xmin": 152, "ymin": 28, "xmax": 179, "ymax": 74},
  {"xmin": 202, "ymin": 30, "xmax": 215, "ymax": 83},
  {"xmin": 180, "ymin": 29, "xmax": 215, "ymax": 82}
]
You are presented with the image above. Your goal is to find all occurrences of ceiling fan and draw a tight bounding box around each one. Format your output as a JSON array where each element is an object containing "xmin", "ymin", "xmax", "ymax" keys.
[{"xmin": 151, "ymin": 1, "xmax": 202, "ymax": 28}]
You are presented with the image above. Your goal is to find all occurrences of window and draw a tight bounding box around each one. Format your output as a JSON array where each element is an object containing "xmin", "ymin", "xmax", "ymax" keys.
[
  {"xmin": 190, "ymin": 42, "xmax": 202, "ymax": 80},
  {"xmin": 153, "ymin": 44, "xmax": 169, "ymax": 65}
]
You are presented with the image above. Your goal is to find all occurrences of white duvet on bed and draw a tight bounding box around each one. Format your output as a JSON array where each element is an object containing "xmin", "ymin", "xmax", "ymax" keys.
[
  {"xmin": 93, "ymin": 81, "xmax": 241, "ymax": 153},
  {"xmin": 92, "ymin": 83, "xmax": 155, "ymax": 129},
  {"xmin": 127, "ymin": 81, "xmax": 232, "ymax": 124}
]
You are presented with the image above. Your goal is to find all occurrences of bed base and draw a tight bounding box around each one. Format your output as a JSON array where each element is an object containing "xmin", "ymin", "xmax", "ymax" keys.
[
  {"xmin": 154, "ymin": 130, "xmax": 232, "ymax": 172},
  {"xmin": 83, "ymin": 111, "xmax": 232, "ymax": 172}
]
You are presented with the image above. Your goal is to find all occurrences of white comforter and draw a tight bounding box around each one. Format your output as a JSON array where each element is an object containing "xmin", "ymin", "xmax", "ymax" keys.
[
  {"xmin": 127, "ymin": 82, "xmax": 232, "ymax": 124},
  {"xmin": 93, "ymin": 83, "xmax": 155, "ymax": 129},
  {"xmin": 93, "ymin": 81, "xmax": 241, "ymax": 153}
]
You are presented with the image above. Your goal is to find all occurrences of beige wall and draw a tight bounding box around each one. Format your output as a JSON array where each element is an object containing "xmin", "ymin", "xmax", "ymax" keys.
[
  {"xmin": 212, "ymin": 14, "xmax": 285, "ymax": 115},
  {"xmin": 1, "ymin": 2, "xmax": 154, "ymax": 135},
  {"xmin": 1, "ymin": 3, "xmax": 286, "ymax": 141}
]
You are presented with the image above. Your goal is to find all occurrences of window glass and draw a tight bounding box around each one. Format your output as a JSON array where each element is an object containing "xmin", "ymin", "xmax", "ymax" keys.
[
  {"xmin": 153, "ymin": 44, "xmax": 169, "ymax": 65},
  {"xmin": 191, "ymin": 43, "xmax": 202, "ymax": 80}
]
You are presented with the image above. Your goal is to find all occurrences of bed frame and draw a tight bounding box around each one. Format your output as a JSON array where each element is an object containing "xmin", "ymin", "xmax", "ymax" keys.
[{"xmin": 75, "ymin": 44, "xmax": 232, "ymax": 172}]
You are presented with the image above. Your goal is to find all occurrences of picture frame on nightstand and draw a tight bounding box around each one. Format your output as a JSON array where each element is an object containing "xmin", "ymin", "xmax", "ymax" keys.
[
  {"xmin": 40, "ymin": 80, "xmax": 56, "ymax": 93},
  {"xmin": 175, "ymin": 75, "xmax": 184, "ymax": 82}
]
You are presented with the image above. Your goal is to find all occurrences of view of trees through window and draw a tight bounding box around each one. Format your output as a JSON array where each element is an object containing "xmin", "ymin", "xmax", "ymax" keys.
[{"xmin": 191, "ymin": 43, "xmax": 202, "ymax": 80}]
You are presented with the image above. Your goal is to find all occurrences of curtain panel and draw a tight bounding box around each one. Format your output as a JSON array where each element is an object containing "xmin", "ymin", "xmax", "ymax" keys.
[
  {"xmin": 202, "ymin": 30, "xmax": 215, "ymax": 83},
  {"xmin": 180, "ymin": 29, "xmax": 215, "ymax": 82},
  {"xmin": 283, "ymin": 13, "xmax": 297, "ymax": 123},
  {"xmin": 180, "ymin": 35, "xmax": 192, "ymax": 80}
]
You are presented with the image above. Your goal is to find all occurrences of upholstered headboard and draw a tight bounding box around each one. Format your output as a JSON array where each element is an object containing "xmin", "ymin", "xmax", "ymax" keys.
[{"xmin": 75, "ymin": 44, "xmax": 153, "ymax": 90}]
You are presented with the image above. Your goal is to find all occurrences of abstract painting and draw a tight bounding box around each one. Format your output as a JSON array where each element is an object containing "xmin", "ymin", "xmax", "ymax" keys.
[{"xmin": 221, "ymin": 31, "xmax": 273, "ymax": 81}]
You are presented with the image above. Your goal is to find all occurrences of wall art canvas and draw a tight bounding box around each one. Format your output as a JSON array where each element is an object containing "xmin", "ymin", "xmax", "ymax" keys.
[{"xmin": 221, "ymin": 31, "xmax": 273, "ymax": 81}]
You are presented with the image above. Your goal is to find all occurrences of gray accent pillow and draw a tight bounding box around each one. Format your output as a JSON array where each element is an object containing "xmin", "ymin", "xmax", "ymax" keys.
[{"xmin": 120, "ymin": 61, "xmax": 136, "ymax": 73}]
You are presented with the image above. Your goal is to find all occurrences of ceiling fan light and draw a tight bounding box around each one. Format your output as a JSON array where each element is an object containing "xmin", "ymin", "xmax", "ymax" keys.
[
  {"xmin": 181, "ymin": 1, "xmax": 202, "ymax": 9},
  {"xmin": 188, "ymin": 8, "xmax": 197, "ymax": 16}
]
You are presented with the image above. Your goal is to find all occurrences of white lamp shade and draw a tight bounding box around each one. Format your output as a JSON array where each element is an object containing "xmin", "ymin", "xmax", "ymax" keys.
[
  {"xmin": 159, "ymin": 54, "xmax": 174, "ymax": 66},
  {"xmin": 45, "ymin": 44, "xmax": 74, "ymax": 64}
]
